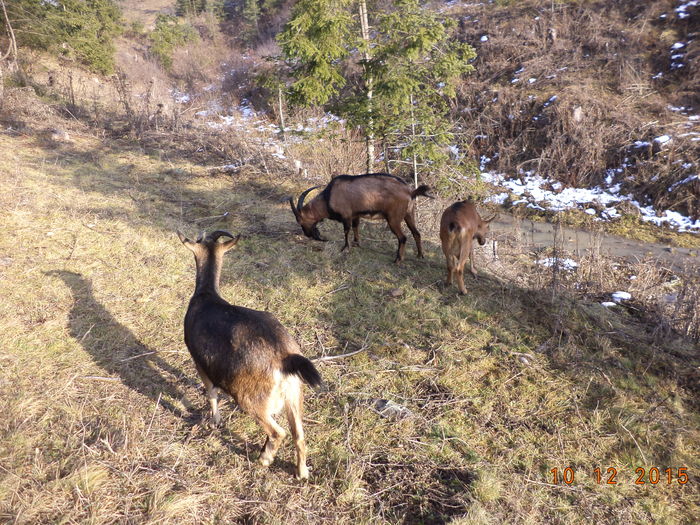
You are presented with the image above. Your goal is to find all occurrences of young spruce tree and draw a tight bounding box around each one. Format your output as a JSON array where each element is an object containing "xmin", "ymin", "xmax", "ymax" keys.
[{"xmin": 278, "ymin": 0, "xmax": 475, "ymax": 183}]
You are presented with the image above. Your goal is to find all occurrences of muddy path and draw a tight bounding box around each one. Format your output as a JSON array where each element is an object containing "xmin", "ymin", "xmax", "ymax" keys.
[{"xmin": 490, "ymin": 214, "xmax": 700, "ymax": 275}]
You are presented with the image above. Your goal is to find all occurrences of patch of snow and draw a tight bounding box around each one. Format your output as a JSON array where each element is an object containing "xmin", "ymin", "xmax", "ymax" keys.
[
  {"xmin": 171, "ymin": 90, "xmax": 191, "ymax": 104},
  {"xmin": 654, "ymin": 135, "xmax": 672, "ymax": 145},
  {"xmin": 537, "ymin": 257, "xmax": 579, "ymax": 271},
  {"xmin": 480, "ymin": 170, "xmax": 700, "ymax": 233},
  {"xmin": 584, "ymin": 208, "xmax": 597, "ymax": 215},
  {"xmin": 528, "ymin": 78, "xmax": 537, "ymax": 84},
  {"xmin": 601, "ymin": 301, "xmax": 617, "ymax": 307},
  {"xmin": 612, "ymin": 291, "xmax": 631, "ymax": 302},
  {"xmin": 671, "ymin": 42, "xmax": 686, "ymax": 50},
  {"xmin": 485, "ymin": 192, "xmax": 509, "ymax": 205},
  {"xmin": 480, "ymin": 35, "xmax": 489, "ymax": 42},
  {"xmin": 543, "ymin": 95, "xmax": 558, "ymax": 107},
  {"xmin": 668, "ymin": 175, "xmax": 699, "ymax": 192},
  {"xmin": 676, "ymin": 1, "xmax": 699, "ymax": 18}
]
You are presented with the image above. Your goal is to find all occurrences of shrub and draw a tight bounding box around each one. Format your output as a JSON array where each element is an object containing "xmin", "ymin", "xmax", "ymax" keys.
[
  {"xmin": 148, "ymin": 15, "xmax": 199, "ymax": 70},
  {"xmin": 2, "ymin": 0, "xmax": 122, "ymax": 74}
]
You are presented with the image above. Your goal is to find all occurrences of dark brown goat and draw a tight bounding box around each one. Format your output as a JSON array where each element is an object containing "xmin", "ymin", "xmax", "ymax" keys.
[
  {"xmin": 178, "ymin": 230, "xmax": 322, "ymax": 479},
  {"xmin": 289, "ymin": 173, "xmax": 433, "ymax": 262},
  {"xmin": 439, "ymin": 200, "xmax": 496, "ymax": 294}
]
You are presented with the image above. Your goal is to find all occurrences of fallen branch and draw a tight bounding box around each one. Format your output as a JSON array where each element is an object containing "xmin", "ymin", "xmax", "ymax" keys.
[{"xmin": 313, "ymin": 347, "xmax": 367, "ymax": 362}]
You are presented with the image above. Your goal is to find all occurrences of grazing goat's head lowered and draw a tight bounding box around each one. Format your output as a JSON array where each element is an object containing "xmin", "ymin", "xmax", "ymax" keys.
[
  {"xmin": 289, "ymin": 173, "xmax": 432, "ymax": 263},
  {"xmin": 288, "ymin": 186, "xmax": 325, "ymax": 241},
  {"xmin": 439, "ymin": 200, "xmax": 496, "ymax": 294}
]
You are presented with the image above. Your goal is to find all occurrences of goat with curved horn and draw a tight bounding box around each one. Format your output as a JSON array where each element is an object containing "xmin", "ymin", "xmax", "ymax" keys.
[
  {"xmin": 289, "ymin": 173, "xmax": 432, "ymax": 262},
  {"xmin": 178, "ymin": 229, "xmax": 322, "ymax": 479}
]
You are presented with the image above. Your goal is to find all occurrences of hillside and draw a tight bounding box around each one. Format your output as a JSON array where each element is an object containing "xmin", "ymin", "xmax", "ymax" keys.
[
  {"xmin": 0, "ymin": 92, "xmax": 699, "ymax": 523},
  {"xmin": 0, "ymin": 0, "xmax": 699, "ymax": 523}
]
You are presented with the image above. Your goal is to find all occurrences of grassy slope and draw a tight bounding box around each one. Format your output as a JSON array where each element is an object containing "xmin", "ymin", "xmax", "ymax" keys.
[{"xmin": 0, "ymin": 131, "xmax": 698, "ymax": 524}]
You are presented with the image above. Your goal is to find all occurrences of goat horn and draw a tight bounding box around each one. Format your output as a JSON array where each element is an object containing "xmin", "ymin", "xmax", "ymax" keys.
[
  {"xmin": 196, "ymin": 230, "xmax": 205, "ymax": 242},
  {"xmin": 485, "ymin": 214, "xmax": 498, "ymax": 223},
  {"xmin": 207, "ymin": 230, "xmax": 236, "ymax": 242},
  {"xmin": 296, "ymin": 185, "xmax": 322, "ymax": 212}
]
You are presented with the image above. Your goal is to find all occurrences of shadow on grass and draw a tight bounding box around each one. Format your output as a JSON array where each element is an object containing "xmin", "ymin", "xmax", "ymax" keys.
[
  {"xmin": 46, "ymin": 270, "xmax": 192, "ymax": 418},
  {"xmin": 46, "ymin": 269, "xmax": 308, "ymax": 476}
]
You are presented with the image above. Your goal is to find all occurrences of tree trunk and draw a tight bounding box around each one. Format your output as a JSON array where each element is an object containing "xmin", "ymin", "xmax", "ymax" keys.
[
  {"xmin": 0, "ymin": 0, "xmax": 19, "ymax": 110},
  {"xmin": 410, "ymin": 93, "xmax": 418, "ymax": 188},
  {"xmin": 359, "ymin": 0, "xmax": 374, "ymax": 172},
  {"xmin": 277, "ymin": 85, "xmax": 286, "ymax": 142}
]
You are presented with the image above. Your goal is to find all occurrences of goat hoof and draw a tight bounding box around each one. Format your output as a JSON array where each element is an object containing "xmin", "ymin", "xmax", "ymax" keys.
[
  {"xmin": 296, "ymin": 468, "xmax": 310, "ymax": 480},
  {"xmin": 259, "ymin": 456, "xmax": 273, "ymax": 467},
  {"xmin": 205, "ymin": 419, "xmax": 221, "ymax": 429}
]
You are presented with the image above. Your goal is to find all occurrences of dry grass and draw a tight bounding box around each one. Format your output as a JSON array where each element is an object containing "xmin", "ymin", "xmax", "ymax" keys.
[
  {"xmin": 452, "ymin": 0, "xmax": 700, "ymax": 222},
  {"xmin": 0, "ymin": 121, "xmax": 698, "ymax": 524}
]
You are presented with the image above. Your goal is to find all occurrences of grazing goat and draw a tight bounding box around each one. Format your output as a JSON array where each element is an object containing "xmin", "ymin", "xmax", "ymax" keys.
[
  {"xmin": 440, "ymin": 200, "xmax": 496, "ymax": 294},
  {"xmin": 178, "ymin": 230, "xmax": 322, "ymax": 479},
  {"xmin": 289, "ymin": 173, "xmax": 433, "ymax": 262}
]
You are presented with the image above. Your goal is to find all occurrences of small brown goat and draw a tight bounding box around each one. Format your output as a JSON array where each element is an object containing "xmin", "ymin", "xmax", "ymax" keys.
[
  {"xmin": 178, "ymin": 230, "xmax": 322, "ymax": 479},
  {"xmin": 440, "ymin": 200, "xmax": 496, "ymax": 294},
  {"xmin": 289, "ymin": 173, "xmax": 433, "ymax": 262}
]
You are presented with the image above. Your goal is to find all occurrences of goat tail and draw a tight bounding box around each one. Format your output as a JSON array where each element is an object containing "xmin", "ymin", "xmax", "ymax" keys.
[
  {"xmin": 411, "ymin": 184, "xmax": 434, "ymax": 199},
  {"xmin": 282, "ymin": 354, "xmax": 323, "ymax": 388},
  {"xmin": 448, "ymin": 221, "xmax": 461, "ymax": 233}
]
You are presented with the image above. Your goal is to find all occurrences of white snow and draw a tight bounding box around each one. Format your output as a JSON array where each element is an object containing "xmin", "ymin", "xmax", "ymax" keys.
[
  {"xmin": 537, "ymin": 257, "xmax": 579, "ymax": 271},
  {"xmin": 601, "ymin": 301, "xmax": 617, "ymax": 307},
  {"xmin": 654, "ymin": 135, "xmax": 672, "ymax": 145},
  {"xmin": 668, "ymin": 175, "xmax": 698, "ymax": 191},
  {"xmin": 481, "ymin": 169, "xmax": 700, "ymax": 233},
  {"xmin": 612, "ymin": 291, "xmax": 632, "ymax": 302},
  {"xmin": 171, "ymin": 91, "xmax": 191, "ymax": 104},
  {"xmin": 676, "ymin": 1, "xmax": 699, "ymax": 18},
  {"xmin": 543, "ymin": 95, "xmax": 558, "ymax": 107},
  {"xmin": 480, "ymin": 35, "xmax": 489, "ymax": 42}
]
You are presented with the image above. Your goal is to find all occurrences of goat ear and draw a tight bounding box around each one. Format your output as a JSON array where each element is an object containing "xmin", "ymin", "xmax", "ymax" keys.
[
  {"xmin": 221, "ymin": 234, "xmax": 241, "ymax": 252},
  {"xmin": 177, "ymin": 230, "xmax": 197, "ymax": 252}
]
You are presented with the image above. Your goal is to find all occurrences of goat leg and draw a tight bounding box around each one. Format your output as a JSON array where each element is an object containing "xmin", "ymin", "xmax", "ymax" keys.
[
  {"xmin": 351, "ymin": 217, "xmax": 360, "ymax": 247},
  {"xmin": 195, "ymin": 364, "xmax": 221, "ymax": 427},
  {"xmin": 340, "ymin": 220, "xmax": 351, "ymax": 252},
  {"xmin": 257, "ymin": 415, "xmax": 287, "ymax": 467}
]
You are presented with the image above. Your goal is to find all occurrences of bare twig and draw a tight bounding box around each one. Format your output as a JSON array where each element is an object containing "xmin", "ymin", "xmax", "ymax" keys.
[{"xmin": 313, "ymin": 347, "xmax": 367, "ymax": 362}]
